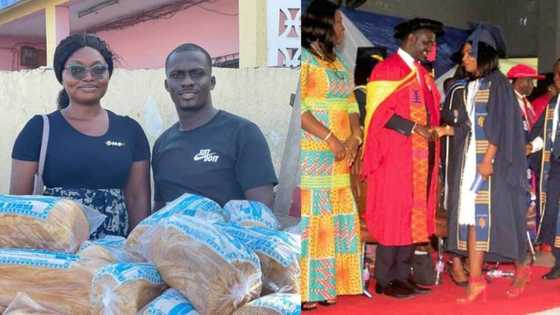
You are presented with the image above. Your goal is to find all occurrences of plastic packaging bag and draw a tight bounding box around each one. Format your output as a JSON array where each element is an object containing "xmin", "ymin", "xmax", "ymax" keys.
[
  {"xmin": 79, "ymin": 236, "xmax": 140, "ymax": 263},
  {"xmin": 137, "ymin": 288, "xmax": 199, "ymax": 315},
  {"xmin": 219, "ymin": 224, "xmax": 300, "ymax": 294},
  {"xmin": 126, "ymin": 193, "xmax": 226, "ymax": 259},
  {"xmin": 91, "ymin": 263, "xmax": 167, "ymax": 315},
  {"xmin": 232, "ymin": 293, "xmax": 300, "ymax": 315},
  {"xmin": 142, "ymin": 216, "xmax": 262, "ymax": 315},
  {"xmin": 82, "ymin": 204, "xmax": 108, "ymax": 238},
  {"xmin": 2, "ymin": 292, "xmax": 60, "ymax": 315},
  {"xmin": 0, "ymin": 194, "xmax": 96, "ymax": 253},
  {"xmin": 223, "ymin": 200, "xmax": 280, "ymax": 230},
  {"xmin": 0, "ymin": 248, "xmax": 109, "ymax": 314}
]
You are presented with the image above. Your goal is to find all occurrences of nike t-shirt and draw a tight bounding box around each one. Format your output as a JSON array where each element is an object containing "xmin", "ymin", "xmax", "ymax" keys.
[{"xmin": 152, "ymin": 110, "xmax": 278, "ymax": 206}]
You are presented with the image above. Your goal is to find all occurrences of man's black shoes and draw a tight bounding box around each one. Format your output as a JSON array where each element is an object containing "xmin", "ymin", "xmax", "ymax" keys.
[{"xmin": 543, "ymin": 266, "xmax": 560, "ymax": 280}]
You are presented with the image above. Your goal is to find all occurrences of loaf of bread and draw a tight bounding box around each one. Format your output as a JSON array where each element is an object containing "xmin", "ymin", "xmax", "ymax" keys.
[
  {"xmin": 232, "ymin": 293, "xmax": 300, "ymax": 315},
  {"xmin": 2, "ymin": 292, "xmax": 60, "ymax": 315},
  {"xmin": 126, "ymin": 193, "xmax": 226, "ymax": 259},
  {"xmin": 145, "ymin": 216, "xmax": 262, "ymax": 315},
  {"xmin": 223, "ymin": 200, "xmax": 280, "ymax": 230},
  {"xmin": 0, "ymin": 248, "xmax": 108, "ymax": 314},
  {"xmin": 219, "ymin": 224, "xmax": 300, "ymax": 294},
  {"xmin": 0, "ymin": 195, "xmax": 89, "ymax": 253},
  {"xmin": 79, "ymin": 236, "xmax": 139, "ymax": 263},
  {"xmin": 138, "ymin": 288, "xmax": 199, "ymax": 315},
  {"xmin": 91, "ymin": 263, "xmax": 167, "ymax": 315}
]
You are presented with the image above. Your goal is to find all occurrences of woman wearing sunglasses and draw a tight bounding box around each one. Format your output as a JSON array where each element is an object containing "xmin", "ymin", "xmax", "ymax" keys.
[{"xmin": 10, "ymin": 34, "xmax": 151, "ymax": 239}]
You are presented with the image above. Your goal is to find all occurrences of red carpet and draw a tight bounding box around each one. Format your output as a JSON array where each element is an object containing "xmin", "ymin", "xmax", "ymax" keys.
[{"xmin": 305, "ymin": 266, "xmax": 560, "ymax": 315}]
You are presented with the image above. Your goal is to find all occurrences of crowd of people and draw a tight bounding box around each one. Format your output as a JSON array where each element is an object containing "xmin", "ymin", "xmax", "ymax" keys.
[{"xmin": 299, "ymin": 0, "xmax": 560, "ymax": 310}]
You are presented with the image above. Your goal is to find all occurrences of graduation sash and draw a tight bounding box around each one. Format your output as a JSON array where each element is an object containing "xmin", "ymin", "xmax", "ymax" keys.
[
  {"xmin": 458, "ymin": 79, "xmax": 492, "ymax": 252},
  {"xmin": 536, "ymin": 96, "xmax": 560, "ymax": 247},
  {"xmin": 362, "ymin": 70, "xmax": 417, "ymax": 153}
]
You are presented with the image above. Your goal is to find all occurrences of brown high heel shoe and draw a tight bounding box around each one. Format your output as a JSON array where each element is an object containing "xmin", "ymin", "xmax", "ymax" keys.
[
  {"xmin": 457, "ymin": 276, "xmax": 487, "ymax": 304},
  {"xmin": 506, "ymin": 266, "xmax": 531, "ymax": 298}
]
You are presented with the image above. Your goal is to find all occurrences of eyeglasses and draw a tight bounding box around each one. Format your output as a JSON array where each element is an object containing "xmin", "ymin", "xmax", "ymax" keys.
[{"xmin": 65, "ymin": 64, "xmax": 109, "ymax": 80}]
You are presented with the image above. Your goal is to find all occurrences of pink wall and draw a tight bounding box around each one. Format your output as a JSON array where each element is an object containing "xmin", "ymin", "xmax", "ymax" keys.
[
  {"xmin": 96, "ymin": 0, "xmax": 239, "ymax": 69},
  {"xmin": 0, "ymin": 36, "xmax": 45, "ymax": 71}
]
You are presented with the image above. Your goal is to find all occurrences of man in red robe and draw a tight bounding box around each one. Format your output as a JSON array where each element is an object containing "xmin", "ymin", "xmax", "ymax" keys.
[
  {"xmin": 361, "ymin": 18, "xmax": 443, "ymax": 298},
  {"xmin": 532, "ymin": 59, "xmax": 560, "ymax": 121}
]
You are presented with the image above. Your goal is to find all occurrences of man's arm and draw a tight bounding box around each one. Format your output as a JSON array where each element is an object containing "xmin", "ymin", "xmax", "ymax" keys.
[
  {"xmin": 235, "ymin": 123, "xmax": 278, "ymax": 208},
  {"xmin": 245, "ymin": 185, "xmax": 274, "ymax": 209}
]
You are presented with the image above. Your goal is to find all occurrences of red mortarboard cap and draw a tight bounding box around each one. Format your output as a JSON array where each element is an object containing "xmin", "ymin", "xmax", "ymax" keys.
[{"xmin": 506, "ymin": 64, "xmax": 544, "ymax": 80}]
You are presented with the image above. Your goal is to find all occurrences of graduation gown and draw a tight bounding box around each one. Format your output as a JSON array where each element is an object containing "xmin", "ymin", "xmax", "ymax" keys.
[
  {"xmin": 532, "ymin": 95, "xmax": 560, "ymax": 247},
  {"xmin": 444, "ymin": 70, "xmax": 529, "ymax": 262},
  {"xmin": 361, "ymin": 53, "xmax": 440, "ymax": 246},
  {"xmin": 440, "ymin": 79, "xmax": 468, "ymax": 256}
]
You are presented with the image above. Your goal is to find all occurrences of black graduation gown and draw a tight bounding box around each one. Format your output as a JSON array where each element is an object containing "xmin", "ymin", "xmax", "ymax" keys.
[{"xmin": 443, "ymin": 71, "xmax": 529, "ymax": 262}]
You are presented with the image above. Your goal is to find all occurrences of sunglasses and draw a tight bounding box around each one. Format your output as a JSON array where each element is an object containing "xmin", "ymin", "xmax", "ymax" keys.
[{"xmin": 65, "ymin": 64, "xmax": 109, "ymax": 80}]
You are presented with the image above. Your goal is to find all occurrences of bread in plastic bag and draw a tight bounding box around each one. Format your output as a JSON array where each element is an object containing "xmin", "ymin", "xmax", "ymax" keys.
[
  {"xmin": 232, "ymin": 293, "xmax": 300, "ymax": 315},
  {"xmin": 79, "ymin": 235, "xmax": 139, "ymax": 263},
  {"xmin": 223, "ymin": 200, "xmax": 280, "ymax": 230},
  {"xmin": 126, "ymin": 193, "xmax": 226, "ymax": 259},
  {"xmin": 91, "ymin": 262, "xmax": 167, "ymax": 315},
  {"xmin": 138, "ymin": 288, "xmax": 199, "ymax": 315},
  {"xmin": 218, "ymin": 224, "xmax": 300, "ymax": 294},
  {"xmin": 0, "ymin": 248, "xmax": 108, "ymax": 314},
  {"xmin": 2, "ymin": 292, "xmax": 60, "ymax": 315},
  {"xmin": 142, "ymin": 216, "xmax": 262, "ymax": 315},
  {"xmin": 0, "ymin": 195, "xmax": 92, "ymax": 252}
]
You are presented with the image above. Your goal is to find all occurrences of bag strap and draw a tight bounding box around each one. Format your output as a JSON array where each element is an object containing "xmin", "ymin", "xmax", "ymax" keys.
[{"xmin": 38, "ymin": 114, "xmax": 49, "ymax": 178}]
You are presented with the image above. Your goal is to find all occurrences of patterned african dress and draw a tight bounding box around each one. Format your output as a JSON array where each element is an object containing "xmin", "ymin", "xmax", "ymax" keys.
[
  {"xmin": 44, "ymin": 187, "xmax": 128, "ymax": 239},
  {"xmin": 299, "ymin": 48, "xmax": 363, "ymax": 302}
]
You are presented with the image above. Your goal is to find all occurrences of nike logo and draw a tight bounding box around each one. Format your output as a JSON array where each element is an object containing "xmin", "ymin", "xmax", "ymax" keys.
[{"xmin": 193, "ymin": 149, "xmax": 219, "ymax": 163}]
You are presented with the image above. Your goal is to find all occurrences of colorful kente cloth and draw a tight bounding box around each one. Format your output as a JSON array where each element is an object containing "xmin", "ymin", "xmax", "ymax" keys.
[
  {"xmin": 457, "ymin": 79, "xmax": 493, "ymax": 251},
  {"xmin": 299, "ymin": 48, "xmax": 363, "ymax": 302},
  {"xmin": 361, "ymin": 53, "xmax": 440, "ymax": 246}
]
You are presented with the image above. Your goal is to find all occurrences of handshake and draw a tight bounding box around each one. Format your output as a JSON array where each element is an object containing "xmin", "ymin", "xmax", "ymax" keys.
[{"xmin": 413, "ymin": 124, "xmax": 454, "ymax": 141}]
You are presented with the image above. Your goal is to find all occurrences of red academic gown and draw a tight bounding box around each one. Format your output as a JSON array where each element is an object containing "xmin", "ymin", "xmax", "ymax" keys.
[
  {"xmin": 532, "ymin": 93, "xmax": 552, "ymax": 122},
  {"xmin": 361, "ymin": 54, "xmax": 441, "ymax": 246}
]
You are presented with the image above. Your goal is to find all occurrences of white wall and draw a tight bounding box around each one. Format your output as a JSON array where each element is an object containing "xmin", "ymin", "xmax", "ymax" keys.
[{"xmin": 0, "ymin": 67, "xmax": 297, "ymax": 194}]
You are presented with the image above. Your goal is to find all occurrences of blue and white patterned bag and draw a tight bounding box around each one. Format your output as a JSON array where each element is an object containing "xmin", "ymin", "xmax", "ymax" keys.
[
  {"xmin": 219, "ymin": 224, "xmax": 300, "ymax": 294},
  {"xmin": 233, "ymin": 293, "xmax": 300, "ymax": 315},
  {"xmin": 223, "ymin": 200, "xmax": 280, "ymax": 230},
  {"xmin": 0, "ymin": 248, "xmax": 108, "ymax": 314},
  {"xmin": 0, "ymin": 194, "xmax": 105, "ymax": 252},
  {"xmin": 91, "ymin": 262, "xmax": 167, "ymax": 315},
  {"xmin": 144, "ymin": 216, "xmax": 262, "ymax": 315},
  {"xmin": 138, "ymin": 288, "xmax": 199, "ymax": 315},
  {"xmin": 126, "ymin": 193, "xmax": 226, "ymax": 259},
  {"xmin": 79, "ymin": 235, "xmax": 139, "ymax": 263}
]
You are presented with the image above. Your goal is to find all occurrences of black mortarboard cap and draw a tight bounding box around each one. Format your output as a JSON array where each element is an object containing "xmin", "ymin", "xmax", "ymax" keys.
[
  {"xmin": 467, "ymin": 23, "xmax": 507, "ymax": 58},
  {"xmin": 394, "ymin": 18, "xmax": 444, "ymax": 40}
]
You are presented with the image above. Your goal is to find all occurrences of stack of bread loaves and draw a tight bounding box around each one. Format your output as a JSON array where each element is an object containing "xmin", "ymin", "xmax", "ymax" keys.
[
  {"xmin": 0, "ymin": 192, "xmax": 300, "ymax": 315},
  {"xmin": 0, "ymin": 194, "xmax": 108, "ymax": 313}
]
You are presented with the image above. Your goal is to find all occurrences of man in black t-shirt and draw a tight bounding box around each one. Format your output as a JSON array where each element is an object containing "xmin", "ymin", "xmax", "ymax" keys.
[{"xmin": 152, "ymin": 43, "xmax": 278, "ymax": 209}]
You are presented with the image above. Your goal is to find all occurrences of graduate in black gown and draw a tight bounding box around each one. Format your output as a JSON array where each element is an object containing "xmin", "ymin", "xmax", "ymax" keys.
[
  {"xmin": 441, "ymin": 65, "xmax": 469, "ymax": 287},
  {"xmin": 438, "ymin": 25, "xmax": 529, "ymax": 303}
]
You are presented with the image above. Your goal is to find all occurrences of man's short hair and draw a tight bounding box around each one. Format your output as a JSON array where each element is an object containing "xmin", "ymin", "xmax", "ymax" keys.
[{"xmin": 165, "ymin": 43, "xmax": 213, "ymax": 73}]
